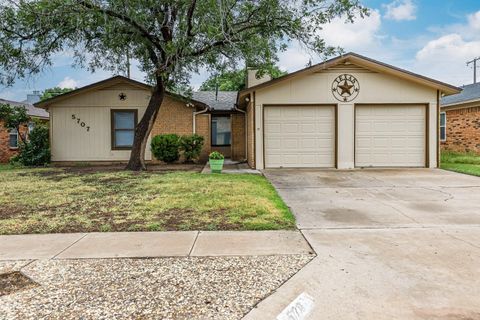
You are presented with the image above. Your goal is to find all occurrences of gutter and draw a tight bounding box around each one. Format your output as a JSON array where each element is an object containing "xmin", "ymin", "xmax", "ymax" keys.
[
  {"xmin": 233, "ymin": 104, "xmax": 247, "ymax": 161},
  {"xmin": 193, "ymin": 106, "xmax": 209, "ymax": 134}
]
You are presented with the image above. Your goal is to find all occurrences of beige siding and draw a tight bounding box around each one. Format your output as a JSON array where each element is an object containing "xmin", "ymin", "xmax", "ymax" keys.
[
  {"xmin": 253, "ymin": 67, "xmax": 439, "ymax": 169},
  {"xmin": 48, "ymin": 85, "xmax": 184, "ymax": 162}
]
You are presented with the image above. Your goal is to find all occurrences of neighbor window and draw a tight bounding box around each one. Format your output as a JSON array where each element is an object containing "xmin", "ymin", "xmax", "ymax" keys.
[
  {"xmin": 211, "ymin": 115, "xmax": 231, "ymax": 146},
  {"xmin": 9, "ymin": 129, "xmax": 18, "ymax": 148},
  {"xmin": 111, "ymin": 110, "xmax": 137, "ymax": 149},
  {"xmin": 28, "ymin": 122, "xmax": 35, "ymax": 133},
  {"xmin": 440, "ymin": 112, "xmax": 446, "ymax": 141}
]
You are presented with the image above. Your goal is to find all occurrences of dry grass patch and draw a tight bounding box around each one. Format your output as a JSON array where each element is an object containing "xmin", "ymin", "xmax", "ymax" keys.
[{"xmin": 0, "ymin": 167, "xmax": 294, "ymax": 234}]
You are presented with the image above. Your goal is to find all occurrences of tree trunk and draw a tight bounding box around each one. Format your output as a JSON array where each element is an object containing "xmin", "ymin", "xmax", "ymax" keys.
[{"xmin": 126, "ymin": 80, "xmax": 165, "ymax": 171}]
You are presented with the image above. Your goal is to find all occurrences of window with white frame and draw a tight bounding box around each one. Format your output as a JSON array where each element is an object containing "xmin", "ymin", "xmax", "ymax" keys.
[
  {"xmin": 440, "ymin": 112, "xmax": 446, "ymax": 141},
  {"xmin": 9, "ymin": 128, "xmax": 18, "ymax": 148}
]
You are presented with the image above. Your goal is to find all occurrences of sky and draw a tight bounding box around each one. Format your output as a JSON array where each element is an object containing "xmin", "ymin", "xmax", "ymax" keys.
[{"xmin": 2, "ymin": 0, "xmax": 480, "ymax": 101}]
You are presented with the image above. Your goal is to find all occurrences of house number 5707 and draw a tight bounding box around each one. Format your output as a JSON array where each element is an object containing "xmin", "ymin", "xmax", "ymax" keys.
[{"xmin": 71, "ymin": 114, "xmax": 90, "ymax": 132}]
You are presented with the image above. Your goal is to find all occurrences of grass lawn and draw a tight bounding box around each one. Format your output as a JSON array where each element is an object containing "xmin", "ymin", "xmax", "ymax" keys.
[
  {"xmin": 441, "ymin": 151, "xmax": 480, "ymax": 177},
  {"xmin": 0, "ymin": 166, "xmax": 295, "ymax": 235}
]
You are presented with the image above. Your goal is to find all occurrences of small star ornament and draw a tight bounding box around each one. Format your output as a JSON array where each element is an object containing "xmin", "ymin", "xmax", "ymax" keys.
[
  {"xmin": 119, "ymin": 92, "xmax": 127, "ymax": 101},
  {"xmin": 331, "ymin": 74, "xmax": 360, "ymax": 102}
]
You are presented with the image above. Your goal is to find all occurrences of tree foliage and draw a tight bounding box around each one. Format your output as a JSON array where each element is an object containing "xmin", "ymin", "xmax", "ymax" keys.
[
  {"xmin": 200, "ymin": 66, "xmax": 287, "ymax": 91},
  {"xmin": 0, "ymin": 0, "xmax": 368, "ymax": 170},
  {"xmin": 0, "ymin": 103, "xmax": 29, "ymax": 143},
  {"xmin": 40, "ymin": 87, "xmax": 74, "ymax": 101}
]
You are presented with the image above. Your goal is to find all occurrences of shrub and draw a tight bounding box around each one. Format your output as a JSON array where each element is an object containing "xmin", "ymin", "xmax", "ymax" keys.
[
  {"xmin": 209, "ymin": 151, "xmax": 224, "ymax": 160},
  {"xmin": 180, "ymin": 134, "xmax": 204, "ymax": 162},
  {"xmin": 11, "ymin": 125, "xmax": 51, "ymax": 166},
  {"xmin": 151, "ymin": 134, "xmax": 181, "ymax": 163}
]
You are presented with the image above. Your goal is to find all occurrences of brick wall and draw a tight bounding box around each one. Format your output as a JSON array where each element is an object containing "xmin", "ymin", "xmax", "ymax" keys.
[
  {"xmin": 195, "ymin": 113, "xmax": 211, "ymax": 161},
  {"xmin": 441, "ymin": 106, "xmax": 480, "ymax": 154},
  {"xmin": 246, "ymin": 102, "xmax": 255, "ymax": 168},
  {"xmin": 0, "ymin": 121, "xmax": 28, "ymax": 163},
  {"xmin": 231, "ymin": 113, "xmax": 246, "ymax": 161}
]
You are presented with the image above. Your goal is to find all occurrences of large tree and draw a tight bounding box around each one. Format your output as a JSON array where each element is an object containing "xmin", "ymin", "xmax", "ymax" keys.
[
  {"xmin": 0, "ymin": 0, "xmax": 368, "ymax": 170},
  {"xmin": 200, "ymin": 66, "xmax": 287, "ymax": 91}
]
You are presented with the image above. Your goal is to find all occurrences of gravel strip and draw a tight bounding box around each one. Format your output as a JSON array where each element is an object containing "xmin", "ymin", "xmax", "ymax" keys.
[{"xmin": 0, "ymin": 255, "xmax": 313, "ymax": 319}]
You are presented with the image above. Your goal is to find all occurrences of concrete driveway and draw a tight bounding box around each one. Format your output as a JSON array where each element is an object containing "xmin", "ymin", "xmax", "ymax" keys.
[{"xmin": 244, "ymin": 169, "xmax": 480, "ymax": 320}]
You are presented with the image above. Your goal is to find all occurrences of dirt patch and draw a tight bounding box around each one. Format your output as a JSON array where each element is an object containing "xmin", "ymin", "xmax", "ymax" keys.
[
  {"xmin": 0, "ymin": 204, "xmax": 29, "ymax": 219},
  {"xmin": 0, "ymin": 271, "xmax": 38, "ymax": 296},
  {"xmin": 159, "ymin": 208, "xmax": 242, "ymax": 231}
]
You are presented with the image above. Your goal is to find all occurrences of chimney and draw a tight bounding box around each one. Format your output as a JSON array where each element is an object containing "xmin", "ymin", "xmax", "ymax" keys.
[
  {"xmin": 246, "ymin": 69, "xmax": 271, "ymax": 88},
  {"xmin": 26, "ymin": 90, "xmax": 41, "ymax": 104}
]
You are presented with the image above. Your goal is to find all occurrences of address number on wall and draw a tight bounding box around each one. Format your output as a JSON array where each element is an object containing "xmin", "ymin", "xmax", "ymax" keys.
[{"xmin": 71, "ymin": 114, "xmax": 90, "ymax": 132}]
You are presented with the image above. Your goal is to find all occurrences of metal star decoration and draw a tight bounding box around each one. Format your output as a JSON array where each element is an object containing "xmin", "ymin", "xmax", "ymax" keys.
[
  {"xmin": 119, "ymin": 92, "xmax": 127, "ymax": 100},
  {"xmin": 338, "ymin": 80, "xmax": 353, "ymax": 96}
]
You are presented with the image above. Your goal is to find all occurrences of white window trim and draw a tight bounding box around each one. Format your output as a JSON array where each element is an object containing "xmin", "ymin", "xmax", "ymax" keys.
[
  {"xmin": 9, "ymin": 128, "xmax": 19, "ymax": 149},
  {"xmin": 440, "ymin": 112, "xmax": 447, "ymax": 142}
]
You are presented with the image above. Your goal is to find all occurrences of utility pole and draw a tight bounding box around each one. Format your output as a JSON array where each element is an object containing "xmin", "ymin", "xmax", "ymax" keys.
[{"xmin": 467, "ymin": 57, "xmax": 480, "ymax": 84}]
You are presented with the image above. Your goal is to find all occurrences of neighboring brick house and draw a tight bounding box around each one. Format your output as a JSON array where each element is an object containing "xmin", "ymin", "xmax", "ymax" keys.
[
  {"xmin": 0, "ymin": 97, "xmax": 49, "ymax": 163},
  {"xmin": 441, "ymin": 82, "xmax": 480, "ymax": 154}
]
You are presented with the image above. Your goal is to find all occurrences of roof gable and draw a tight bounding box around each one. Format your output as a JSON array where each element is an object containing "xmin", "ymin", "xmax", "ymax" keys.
[
  {"xmin": 238, "ymin": 53, "xmax": 461, "ymax": 100},
  {"xmin": 35, "ymin": 76, "xmax": 207, "ymax": 109}
]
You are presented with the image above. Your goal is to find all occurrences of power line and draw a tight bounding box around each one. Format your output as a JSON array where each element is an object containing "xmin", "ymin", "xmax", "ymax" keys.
[{"xmin": 467, "ymin": 57, "xmax": 480, "ymax": 84}]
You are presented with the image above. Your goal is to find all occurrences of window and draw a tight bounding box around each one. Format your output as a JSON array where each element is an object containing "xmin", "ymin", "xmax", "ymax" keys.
[
  {"xmin": 111, "ymin": 110, "xmax": 137, "ymax": 150},
  {"xmin": 440, "ymin": 112, "xmax": 446, "ymax": 142},
  {"xmin": 211, "ymin": 115, "xmax": 231, "ymax": 146},
  {"xmin": 9, "ymin": 129, "xmax": 18, "ymax": 149},
  {"xmin": 28, "ymin": 122, "xmax": 35, "ymax": 133}
]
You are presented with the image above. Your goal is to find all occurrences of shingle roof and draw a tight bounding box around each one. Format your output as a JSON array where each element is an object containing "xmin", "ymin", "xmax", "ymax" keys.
[
  {"xmin": 192, "ymin": 91, "xmax": 237, "ymax": 111},
  {"xmin": 441, "ymin": 82, "xmax": 480, "ymax": 106},
  {"xmin": 0, "ymin": 98, "xmax": 49, "ymax": 119}
]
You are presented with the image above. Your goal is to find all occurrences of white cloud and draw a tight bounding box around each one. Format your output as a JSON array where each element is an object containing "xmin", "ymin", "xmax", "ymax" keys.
[
  {"xmin": 318, "ymin": 10, "xmax": 382, "ymax": 50},
  {"xmin": 414, "ymin": 11, "xmax": 480, "ymax": 86},
  {"xmin": 57, "ymin": 76, "xmax": 79, "ymax": 89},
  {"xmin": 467, "ymin": 11, "xmax": 480, "ymax": 31},
  {"xmin": 384, "ymin": 0, "xmax": 416, "ymax": 21}
]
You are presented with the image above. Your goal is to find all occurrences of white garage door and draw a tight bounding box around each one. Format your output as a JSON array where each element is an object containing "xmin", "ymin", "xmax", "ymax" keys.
[
  {"xmin": 264, "ymin": 106, "xmax": 335, "ymax": 168},
  {"xmin": 355, "ymin": 105, "xmax": 426, "ymax": 167}
]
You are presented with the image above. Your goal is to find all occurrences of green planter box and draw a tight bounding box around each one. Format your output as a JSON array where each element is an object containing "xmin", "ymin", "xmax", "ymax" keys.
[{"xmin": 209, "ymin": 159, "xmax": 224, "ymax": 173}]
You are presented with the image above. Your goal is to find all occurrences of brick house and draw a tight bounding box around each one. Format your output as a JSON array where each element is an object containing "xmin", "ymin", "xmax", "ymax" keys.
[
  {"xmin": 35, "ymin": 53, "xmax": 460, "ymax": 168},
  {"xmin": 441, "ymin": 82, "xmax": 480, "ymax": 154},
  {"xmin": 0, "ymin": 97, "xmax": 49, "ymax": 163}
]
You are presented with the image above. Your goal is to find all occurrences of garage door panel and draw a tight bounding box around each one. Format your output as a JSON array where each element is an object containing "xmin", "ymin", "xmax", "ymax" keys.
[
  {"xmin": 355, "ymin": 105, "xmax": 425, "ymax": 167},
  {"xmin": 265, "ymin": 106, "xmax": 335, "ymax": 168}
]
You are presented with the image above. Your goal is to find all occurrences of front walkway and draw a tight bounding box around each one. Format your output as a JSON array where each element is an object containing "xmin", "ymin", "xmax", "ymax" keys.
[{"xmin": 0, "ymin": 230, "xmax": 311, "ymax": 260}]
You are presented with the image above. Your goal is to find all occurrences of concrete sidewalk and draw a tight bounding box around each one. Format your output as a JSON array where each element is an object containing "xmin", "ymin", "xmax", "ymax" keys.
[{"xmin": 0, "ymin": 230, "xmax": 312, "ymax": 260}]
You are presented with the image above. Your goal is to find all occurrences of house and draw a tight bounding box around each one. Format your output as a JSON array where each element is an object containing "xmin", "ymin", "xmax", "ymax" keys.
[
  {"xmin": 0, "ymin": 95, "xmax": 49, "ymax": 163},
  {"xmin": 35, "ymin": 77, "xmax": 245, "ymax": 163},
  {"xmin": 35, "ymin": 52, "xmax": 460, "ymax": 169},
  {"xmin": 440, "ymin": 82, "xmax": 480, "ymax": 154}
]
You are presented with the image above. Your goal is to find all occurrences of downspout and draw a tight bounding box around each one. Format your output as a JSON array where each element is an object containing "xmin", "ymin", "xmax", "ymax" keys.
[
  {"xmin": 233, "ymin": 104, "xmax": 247, "ymax": 161},
  {"xmin": 193, "ymin": 106, "xmax": 209, "ymax": 134}
]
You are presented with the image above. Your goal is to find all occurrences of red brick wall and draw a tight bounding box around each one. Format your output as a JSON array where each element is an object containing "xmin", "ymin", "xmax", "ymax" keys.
[
  {"xmin": 231, "ymin": 113, "xmax": 246, "ymax": 161},
  {"xmin": 150, "ymin": 96, "xmax": 210, "ymax": 163},
  {"xmin": 441, "ymin": 106, "xmax": 480, "ymax": 154},
  {"xmin": 0, "ymin": 121, "xmax": 28, "ymax": 163}
]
